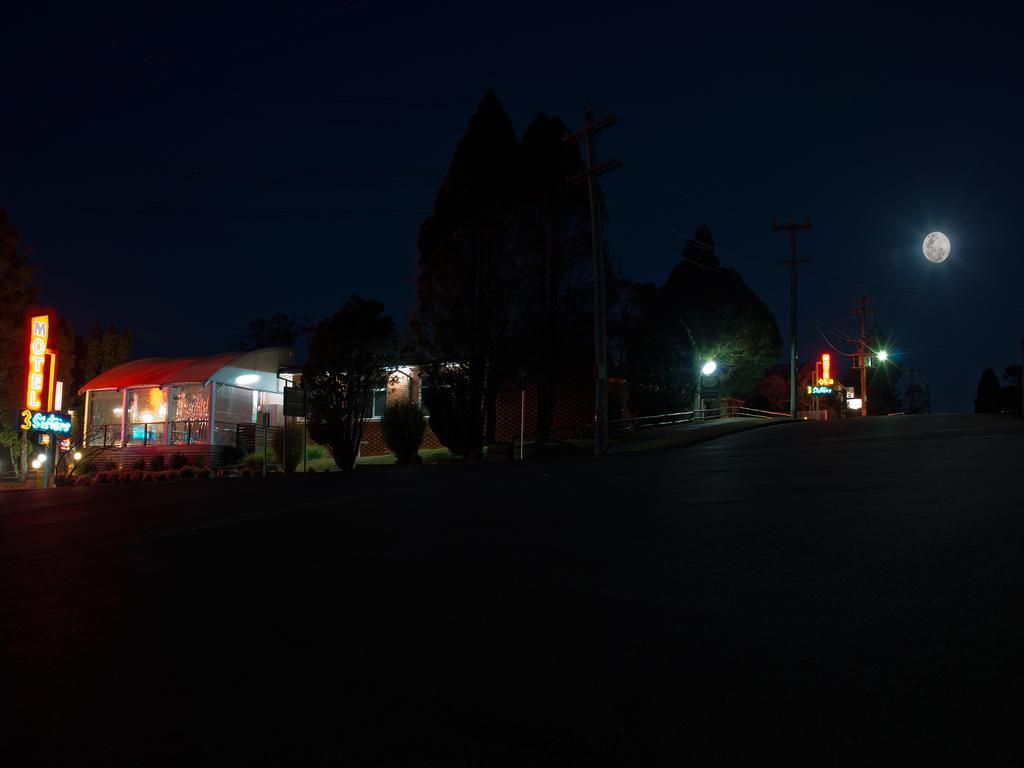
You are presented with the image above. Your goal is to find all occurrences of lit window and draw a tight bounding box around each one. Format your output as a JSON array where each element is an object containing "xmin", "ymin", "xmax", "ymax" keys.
[{"xmin": 371, "ymin": 387, "xmax": 387, "ymax": 418}]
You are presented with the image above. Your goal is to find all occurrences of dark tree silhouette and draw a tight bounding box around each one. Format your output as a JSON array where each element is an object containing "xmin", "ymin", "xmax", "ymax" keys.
[
  {"xmin": 412, "ymin": 90, "xmax": 526, "ymax": 454},
  {"xmin": 1000, "ymin": 365, "xmax": 1022, "ymax": 414},
  {"xmin": 518, "ymin": 113, "xmax": 591, "ymax": 443},
  {"xmin": 615, "ymin": 226, "xmax": 782, "ymax": 415},
  {"xmin": 0, "ymin": 211, "xmax": 35, "ymax": 479},
  {"xmin": 71, "ymin": 321, "xmax": 132, "ymax": 401},
  {"xmin": 974, "ymin": 368, "xmax": 1001, "ymax": 413},
  {"xmin": 304, "ymin": 296, "xmax": 398, "ymax": 471},
  {"xmin": 236, "ymin": 313, "xmax": 298, "ymax": 351}
]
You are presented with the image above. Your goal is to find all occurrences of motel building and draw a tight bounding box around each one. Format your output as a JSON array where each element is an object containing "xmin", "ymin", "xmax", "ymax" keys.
[
  {"xmin": 78, "ymin": 345, "xmax": 595, "ymax": 467},
  {"xmin": 77, "ymin": 349, "xmax": 447, "ymax": 465},
  {"xmin": 78, "ymin": 347, "xmax": 297, "ymax": 465}
]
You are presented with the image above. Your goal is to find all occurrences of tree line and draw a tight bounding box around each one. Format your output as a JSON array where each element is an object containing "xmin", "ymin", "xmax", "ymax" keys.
[
  {"xmin": 296, "ymin": 91, "xmax": 784, "ymax": 468},
  {"xmin": 974, "ymin": 366, "xmax": 1021, "ymax": 414}
]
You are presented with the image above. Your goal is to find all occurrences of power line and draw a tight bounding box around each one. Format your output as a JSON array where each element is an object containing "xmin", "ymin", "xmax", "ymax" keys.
[{"xmin": 79, "ymin": 206, "xmax": 432, "ymax": 222}]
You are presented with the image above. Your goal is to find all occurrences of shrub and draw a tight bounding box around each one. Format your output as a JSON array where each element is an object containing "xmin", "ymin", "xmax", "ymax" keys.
[
  {"xmin": 244, "ymin": 452, "xmax": 264, "ymax": 472},
  {"xmin": 381, "ymin": 401, "xmax": 427, "ymax": 464},
  {"xmin": 117, "ymin": 471, "xmax": 133, "ymax": 484},
  {"xmin": 94, "ymin": 471, "xmax": 108, "ymax": 484},
  {"xmin": 187, "ymin": 453, "xmax": 206, "ymax": 468},
  {"xmin": 132, "ymin": 458, "xmax": 147, "ymax": 471},
  {"xmin": 104, "ymin": 461, "xmax": 116, "ymax": 471},
  {"xmin": 240, "ymin": 467, "xmax": 253, "ymax": 478},
  {"xmin": 130, "ymin": 471, "xmax": 143, "ymax": 483},
  {"xmin": 220, "ymin": 444, "xmax": 242, "ymax": 467},
  {"xmin": 305, "ymin": 443, "xmax": 325, "ymax": 460},
  {"xmin": 180, "ymin": 466, "xmax": 197, "ymax": 479},
  {"xmin": 171, "ymin": 452, "xmax": 188, "ymax": 470},
  {"xmin": 76, "ymin": 476, "xmax": 92, "ymax": 486},
  {"xmin": 272, "ymin": 421, "xmax": 305, "ymax": 473},
  {"xmin": 150, "ymin": 454, "xmax": 166, "ymax": 472}
]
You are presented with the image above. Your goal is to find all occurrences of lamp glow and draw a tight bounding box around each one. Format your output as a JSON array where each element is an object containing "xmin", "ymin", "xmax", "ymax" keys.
[
  {"xmin": 31, "ymin": 459, "xmax": 41, "ymax": 470},
  {"xmin": 73, "ymin": 451, "xmax": 83, "ymax": 461},
  {"xmin": 37, "ymin": 453, "xmax": 47, "ymax": 463},
  {"xmin": 877, "ymin": 350, "xmax": 888, "ymax": 362},
  {"xmin": 701, "ymin": 361, "xmax": 717, "ymax": 376},
  {"xmin": 235, "ymin": 374, "xmax": 260, "ymax": 386}
]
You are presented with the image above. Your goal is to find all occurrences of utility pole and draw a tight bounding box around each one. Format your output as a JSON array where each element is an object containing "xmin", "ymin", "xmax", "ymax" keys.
[
  {"xmin": 772, "ymin": 217, "xmax": 811, "ymax": 419},
  {"xmin": 851, "ymin": 296, "xmax": 872, "ymax": 417},
  {"xmin": 566, "ymin": 106, "xmax": 622, "ymax": 455}
]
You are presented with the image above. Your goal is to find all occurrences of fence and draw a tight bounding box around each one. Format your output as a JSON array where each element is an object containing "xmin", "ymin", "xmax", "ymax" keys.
[{"xmin": 611, "ymin": 404, "xmax": 789, "ymax": 433}]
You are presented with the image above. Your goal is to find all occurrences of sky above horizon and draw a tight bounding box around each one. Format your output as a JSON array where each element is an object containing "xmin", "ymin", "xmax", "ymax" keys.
[{"xmin": 3, "ymin": 2, "xmax": 1023, "ymax": 411}]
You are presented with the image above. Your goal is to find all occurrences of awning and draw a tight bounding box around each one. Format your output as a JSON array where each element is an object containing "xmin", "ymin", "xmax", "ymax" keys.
[{"xmin": 78, "ymin": 353, "xmax": 240, "ymax": 393}]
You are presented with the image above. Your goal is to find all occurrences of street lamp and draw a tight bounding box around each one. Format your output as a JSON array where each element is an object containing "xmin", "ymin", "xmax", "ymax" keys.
[
  {"xmin": 876, "ymin": 350, "xmax": 888, "ymax": 362},
  {"xmin": 696, "ymin": 360, "xmax": 718, "ymax": 416}
]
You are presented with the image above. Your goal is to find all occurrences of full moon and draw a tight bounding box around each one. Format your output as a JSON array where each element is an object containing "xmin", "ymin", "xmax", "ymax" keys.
[{"xmin": 923, "ymin": 231, "xmax": 951, "ymax": 263}]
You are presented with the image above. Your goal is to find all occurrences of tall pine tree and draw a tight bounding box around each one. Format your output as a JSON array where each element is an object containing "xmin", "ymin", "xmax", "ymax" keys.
[
  {"xmin": 412, "ymin": 90, "xmax": 527, "ymax": 454},
  {"xmin": 0, "ymin": 211, "xmax": 35, "ymax": 479}
]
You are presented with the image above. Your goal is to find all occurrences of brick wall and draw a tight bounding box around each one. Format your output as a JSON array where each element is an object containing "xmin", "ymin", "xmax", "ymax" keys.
[
  {"xmin": 359, "ymin": 419, "xmax": 442, "ymax": 458},
  {"xmin": 494, "ymin": 379, "xmax": 593, "ymax": 443}
]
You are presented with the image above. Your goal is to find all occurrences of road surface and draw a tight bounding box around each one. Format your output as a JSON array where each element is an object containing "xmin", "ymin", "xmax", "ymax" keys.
[{"xmin": 3, "ymin": 414, "xmax": 1024, "ymax": 764}]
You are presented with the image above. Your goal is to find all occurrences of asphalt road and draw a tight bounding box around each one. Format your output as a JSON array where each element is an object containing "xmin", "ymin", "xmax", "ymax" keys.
[{"xmin": 3, "ymin": 414, "xmax": 1024, "ymax": 765}]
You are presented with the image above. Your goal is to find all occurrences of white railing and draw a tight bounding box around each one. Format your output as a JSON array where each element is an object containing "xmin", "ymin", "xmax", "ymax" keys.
[{"xmin": 611, "ymin": 404, "xmax": 790, "ymax": 432}]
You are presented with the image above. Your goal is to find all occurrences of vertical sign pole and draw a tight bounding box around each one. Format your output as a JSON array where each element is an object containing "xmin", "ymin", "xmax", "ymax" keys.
[{"xmin": 520, "ymin": 389, "xmax": 525, "ymax": 461}]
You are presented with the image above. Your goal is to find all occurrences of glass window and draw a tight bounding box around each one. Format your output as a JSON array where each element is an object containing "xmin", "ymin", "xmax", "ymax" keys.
[
  {"xmin": 372, "ymin": 387, "xmax": 387, "ymax": 419},
  {"xmin": 257, "ymin": 391, "xmax": 284, "ymax": 426},
  {"xmin": 171, "ymin": 384, "xmax": 210, "ymax": 444},
  {"xmin": 216, "ymin": 383, "xmax": 257, "ymax": 426},
  {"xmin": 86, "ymin": 390, "xmax": 122, "ymax": 446},
  {"xmin": 127, "ymin": 387, "xmax": 167, "ymax": 426},
  {"xmin": 125, "ymin": 387, "xmax": 167, "ymax": 445}
]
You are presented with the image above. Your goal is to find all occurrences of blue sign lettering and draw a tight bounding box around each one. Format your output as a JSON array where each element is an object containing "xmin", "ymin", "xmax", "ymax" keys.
[{"xmin": 29, "ymin": 411, "xmax": 72, "ymax": 434}]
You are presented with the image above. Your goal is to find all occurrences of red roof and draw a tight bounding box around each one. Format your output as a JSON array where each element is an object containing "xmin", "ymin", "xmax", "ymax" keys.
[{"xmin": 78, "ymin": 352, "xmax": 242, "ymax": 393}]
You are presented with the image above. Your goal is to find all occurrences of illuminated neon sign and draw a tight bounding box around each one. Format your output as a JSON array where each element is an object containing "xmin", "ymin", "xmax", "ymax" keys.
[
  {"xmin": 806, "ymin": 385, "xmax": 833, "ymax": 395},
  {"xmin": 26, "ymin": 314, "xmax": 49, "ymax": 410},
  {"xmin": 815, "ymin": 353, "xmax": 834, "ymax": 386},
  {"xmin": 21, "ymin": 410, "xmax": 72, "ymax": 434}
]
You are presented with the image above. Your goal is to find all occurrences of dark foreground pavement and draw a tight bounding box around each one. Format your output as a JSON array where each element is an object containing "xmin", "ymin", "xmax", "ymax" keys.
[{"xmin": 3, "ymin": 414, "xmax": 1024, "ymax": 765}]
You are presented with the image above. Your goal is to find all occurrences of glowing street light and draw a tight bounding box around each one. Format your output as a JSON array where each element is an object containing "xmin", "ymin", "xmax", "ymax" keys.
[
  {"xmin": 876, "ymin": 350, "xmax": 888, "ymax": 362},
  {"xmin": 36, "ymin": 452, "xmax": 47, "ymax": 463},
  {"xmin": 696, "ymin": 359, "xmax": 719, "ymax": 417},
  {"xmin": 30, "ymin": 459, "xmax": 41, "ymax": 470},
  {"xmin": 73, "ymin": 451, "xmax": 83, "ymax": 461}
]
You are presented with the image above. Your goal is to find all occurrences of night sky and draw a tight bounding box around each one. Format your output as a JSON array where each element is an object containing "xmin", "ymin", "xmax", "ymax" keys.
[{"xmin": 4, "ymin": 3, "xmax": 1023, "ymax": 411}]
